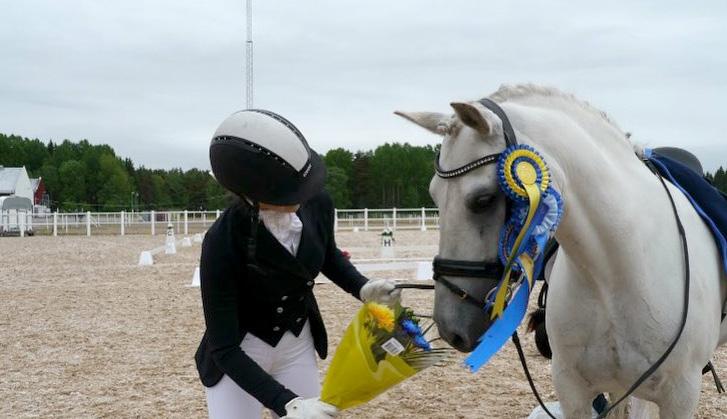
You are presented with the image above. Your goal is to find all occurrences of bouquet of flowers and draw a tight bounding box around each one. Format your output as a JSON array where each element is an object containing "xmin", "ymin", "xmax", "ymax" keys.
[{"xmin": 320, "ymin": 302, "xmax": 455, "ymax": 410}]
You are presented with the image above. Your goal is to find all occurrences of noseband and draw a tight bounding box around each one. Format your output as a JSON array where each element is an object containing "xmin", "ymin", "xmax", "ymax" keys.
[{"xmin": 432, "ymin": 98, "xmax": 519, "ymax": 311}]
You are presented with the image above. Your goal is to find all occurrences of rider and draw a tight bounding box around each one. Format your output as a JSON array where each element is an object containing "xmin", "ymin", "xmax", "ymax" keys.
[{"xmin": 196, "ymin": 109, "xmax": 400, "ymax": 419}]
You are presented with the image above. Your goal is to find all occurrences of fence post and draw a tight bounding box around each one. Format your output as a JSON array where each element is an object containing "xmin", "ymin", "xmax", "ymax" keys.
[
  {"xmin": 202, "ymin": 211, "xmax": 207, "ymax": 227},
  {"xmin": 19, "ymin": 212, "xmax": 25, "ymax": 237},
  {"xmin": 150, "ymin": 210, "xmax": 155, "ymax": 235},
  {"xmin": 334, "ymin": 209, "xmax": 338, "ymax": 232},
  {"xmin": 392, "ymin": 207, "xmax": 397, "ymax": 231},
  {"xmin": 53, "ymin": 212, "xmax": 58, "ymax": 236},
  {"xmin": 184, "ymin": 210, "xmax": 189, "ymax": 235},
  {"xmin": 216, "ymin": 209, "xmax": 221, "ymax": 219},
  {"xmin": 86, "ymin": 211, "xmax": 91, "ymax": 236},
  {"xmin": 420, "ymin": 207, "xmax": 427, "ymax": 231},
  {"xmin": 120, "ymin": 211, "xmax": 125, "ymax": 235},
  {"xmin": 364, "ymin": 208, "xmax": 369, "ymax": 231}
]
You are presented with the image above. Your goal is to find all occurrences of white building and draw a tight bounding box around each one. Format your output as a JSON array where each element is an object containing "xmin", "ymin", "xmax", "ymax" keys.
[
  {"xmin": 0, "ymin": 166, "xmax": 35, "ymax": 235},
  {"xmin": 0, "ymin": 166, "xmax": 33, "ymax": 202}
]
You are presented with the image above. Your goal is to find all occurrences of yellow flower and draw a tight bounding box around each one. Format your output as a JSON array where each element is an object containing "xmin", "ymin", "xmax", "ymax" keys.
[{"xmin": 366, "ymin": 302, "xmax": 395, "ymax": 332}]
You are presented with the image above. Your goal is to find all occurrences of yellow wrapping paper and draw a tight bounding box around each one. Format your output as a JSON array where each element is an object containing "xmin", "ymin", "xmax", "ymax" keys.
[{"xmin": 320, "ymin": 305, "xmax": 417, "ymax": 410}]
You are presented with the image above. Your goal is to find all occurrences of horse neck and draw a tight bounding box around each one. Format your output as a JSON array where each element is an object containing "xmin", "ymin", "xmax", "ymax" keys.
[{"xmin": 505, "ymin": 101, "xmax": 667, "ymax": 282}]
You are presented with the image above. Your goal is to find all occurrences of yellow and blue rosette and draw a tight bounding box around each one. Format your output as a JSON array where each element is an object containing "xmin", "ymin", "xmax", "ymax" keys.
[
  {"xmin": 497, "ymin": 145, "xmax": 550, "ymax": 203},
  {"xmin": 465, "ymin": 145, "xmax": 563, "ymax": 372}
]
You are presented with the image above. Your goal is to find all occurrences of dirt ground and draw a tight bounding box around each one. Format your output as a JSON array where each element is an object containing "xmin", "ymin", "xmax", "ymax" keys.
[{"xmin": 0, "ymin": 231, "xmax": 725, "ymax": 418}]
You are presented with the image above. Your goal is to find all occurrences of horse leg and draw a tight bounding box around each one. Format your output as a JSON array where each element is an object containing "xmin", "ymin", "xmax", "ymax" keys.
[
  {"xmin": 551, "ymin": 361, "xmax": 598, "ymax": 419},
  {"xmin": 652, "ymin": 371, "xmax": 701, "ymax": 419}
]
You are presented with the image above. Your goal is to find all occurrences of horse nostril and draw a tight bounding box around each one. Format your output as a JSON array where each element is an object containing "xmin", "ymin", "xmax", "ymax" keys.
[{"xmin": 450, "ymin": 333, "xmax": 466, "ymax": 351}]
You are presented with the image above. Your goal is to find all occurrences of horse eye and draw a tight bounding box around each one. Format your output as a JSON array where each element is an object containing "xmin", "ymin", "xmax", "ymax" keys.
[{"xmin": 469, "ymin": 194, "xmax": 494, "ymax": 213}]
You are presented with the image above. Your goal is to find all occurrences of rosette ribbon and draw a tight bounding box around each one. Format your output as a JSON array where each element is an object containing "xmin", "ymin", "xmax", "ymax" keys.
[{"xmin": 465, "ymin": 145, "xmax": 563, "ymax": 372}]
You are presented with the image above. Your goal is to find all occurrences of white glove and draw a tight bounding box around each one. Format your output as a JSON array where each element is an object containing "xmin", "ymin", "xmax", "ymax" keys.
[
  {"xmin": 360, "ymin": 279, "xmax": 401, "ymax": 306},
  {"xmin": 283, "ymin": 397, "xmax": 338, "ymax": 419}
]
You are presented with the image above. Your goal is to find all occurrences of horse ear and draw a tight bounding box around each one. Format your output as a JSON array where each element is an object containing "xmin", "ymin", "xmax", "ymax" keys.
[
  {"xmin": 450, "ymin": 102, "xmax": 499, "ymax": 136},
  {"xmin": 394, "ymin": 111, "xmax": 449, "ymax": 135}
]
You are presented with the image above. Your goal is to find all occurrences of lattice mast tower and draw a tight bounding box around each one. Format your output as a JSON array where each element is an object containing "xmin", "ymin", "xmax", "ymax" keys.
[{"xmin": 245, "ymin": 0, "xmax": 253, "ymax": 109}]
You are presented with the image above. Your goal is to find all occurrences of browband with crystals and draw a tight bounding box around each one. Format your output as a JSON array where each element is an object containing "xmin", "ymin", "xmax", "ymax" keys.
[
  {"xmin": 434, "ymin": 152, "xmax": 500, "ymax": 178},
  {"xmin": 434, "ymin": 98, "xmax": 518, "ymax": 179}
]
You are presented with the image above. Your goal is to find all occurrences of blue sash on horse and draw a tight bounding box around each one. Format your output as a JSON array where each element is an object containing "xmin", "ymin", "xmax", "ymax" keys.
[{"xmin": 645, "ymin": 148, "xmax": 727, "ymax": 275}]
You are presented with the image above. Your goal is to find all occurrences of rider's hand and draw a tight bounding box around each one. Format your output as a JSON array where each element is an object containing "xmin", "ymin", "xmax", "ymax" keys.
[
  {"xmin": 360, "ymin": 279, "xmax": 401, "ymax": 306},
  {"xmin": 283, "ymin": 397, "xmax": 338, "ymax": 419}
]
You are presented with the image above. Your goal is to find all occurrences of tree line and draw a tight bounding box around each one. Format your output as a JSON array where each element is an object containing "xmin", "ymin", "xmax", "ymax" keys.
[
  {"xmin": 0, "ymin": 133, "xmax": 228, "ymax": 211},
  {"xmin": 1, "ymin": 132, "xmax": 725, "ymax": 211},
  {"xmin": 0, "ymin": 133, "xmax": 440, "ymax": 211},
  {"xmin": 705, "ymin": 169, "xmax": 727, "ymax": 197}
]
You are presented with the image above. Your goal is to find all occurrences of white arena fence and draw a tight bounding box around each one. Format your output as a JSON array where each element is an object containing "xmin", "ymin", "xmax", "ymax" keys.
[
  {"xmin": 335, "ymin": 208, "xmax": 439, "ymax": 232},
  {"xmin": 2, "ymin": 208, "xmax": 440, "ymax": 237}
]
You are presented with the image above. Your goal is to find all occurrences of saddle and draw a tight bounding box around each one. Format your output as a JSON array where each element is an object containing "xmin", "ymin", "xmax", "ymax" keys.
[{"xmin": 645, "ymin": 147, "xmax": 727, "ymax": 276}]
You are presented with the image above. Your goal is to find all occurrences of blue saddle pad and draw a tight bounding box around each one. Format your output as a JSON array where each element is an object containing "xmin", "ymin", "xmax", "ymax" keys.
[{"xmin": 645, "ymin": 148, "xmax": 727, "ymax": 274}]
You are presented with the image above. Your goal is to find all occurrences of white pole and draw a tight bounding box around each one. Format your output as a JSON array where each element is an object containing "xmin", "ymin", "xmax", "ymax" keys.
[
  {"xmin": 184, "ymin": 210, "xmax": 189, "ymax": 235},
  {"xmin": 120, "ymin": 211, "xmax": 125, "ymax": 236},
  {"xmin": 151, "ymin": 210, "xmax": 156, "ymax": 235},
  {"xmin": 364, "ymin": 208, "xmax": 369, "ymax": 231},
  {"xmin": 392, "ymin": 207, "xmax": 397, "ymax": 231},
  {"xmin": 216, "ymin": 209, "xmax": 221, "ymax": 219},
  {"xmin": 86, "ymin": 211, "xmax": 91, "ymax": 236},
  {"xmin": 245, "ymin": 0, "xmax": 254, "ymax": 109},
  {"xmin": 420, "ymin": 207, "xmax": 427, "ymax": 231},
  {"xmin": 334, "ymin": 209, "xmax": 338, "ymax": 232},
  {"xmin": 19, "ymin": 211, "xmax": 25, "ymax": 237},
  {"xmin": 53, "ymin": 212, "xmax": 58, "ymax": 236},
  {"xmin": 202, "ymin": 211, "xmax": 207, "ymax": 227}
]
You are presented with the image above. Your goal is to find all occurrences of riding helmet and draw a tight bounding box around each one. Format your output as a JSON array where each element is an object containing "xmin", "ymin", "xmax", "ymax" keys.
[{"xmin": 209, "ymin": 109, "xmax": 327, "ymax": 205}]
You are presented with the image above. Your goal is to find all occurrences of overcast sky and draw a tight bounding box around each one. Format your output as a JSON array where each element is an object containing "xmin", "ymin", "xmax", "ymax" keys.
[{"xmin": 1, "ymin": 1, "xmax": 725, "ymax": 171}]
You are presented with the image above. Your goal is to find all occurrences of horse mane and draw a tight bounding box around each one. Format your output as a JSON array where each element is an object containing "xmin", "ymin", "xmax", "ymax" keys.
[{"xmin": 488, "ymin": 84, "xmax": 640, "ymax": 153}]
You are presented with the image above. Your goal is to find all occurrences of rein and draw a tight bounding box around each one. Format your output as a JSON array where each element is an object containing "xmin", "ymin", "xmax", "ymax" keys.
[{"xmin": 593, "ymin": 161, "xmax": 692, "ymax": 418}]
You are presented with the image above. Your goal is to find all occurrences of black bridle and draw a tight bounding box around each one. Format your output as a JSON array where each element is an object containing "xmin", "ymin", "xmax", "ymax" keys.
[{"xmin": 431, "ymin": 98, "xmax": 519, "ymax": 310}]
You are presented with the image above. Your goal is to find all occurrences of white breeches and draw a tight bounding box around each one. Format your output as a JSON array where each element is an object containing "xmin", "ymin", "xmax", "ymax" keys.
[{"xmin": 205, "ymin": 322, "xmax": 320, "ymax": 419}]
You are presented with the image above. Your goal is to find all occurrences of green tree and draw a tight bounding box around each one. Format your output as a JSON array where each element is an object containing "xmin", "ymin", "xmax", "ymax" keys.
[
  {"xmin": 57, "ymin": 160, "xmax": 87, "ymax": 210},
  {"xmin": 97, "ymin": 153, "xmax": 132, "ymax": 211},
  {"xmin": 151, "ymin": 173, "xmax": 173, "ymax": 209},
  {"xmin": 714, "ymin": 167, "xmax": 727, "ymax": 194},
  {"xmin": 325, "ymin": 166, "xmax": 352, "ymax": 208},
  {"xmin": 205, "ymin": 178, "xmax": 230, "ymax": 209},
  {"xmin": 350, "ymin": 151, "xmax": 374, "ymax": 208},
  {"xmin": 164, "ymin": 169, "xmax": 189, "ymax": 208},
  {"xmin": 183, "ymin": 169, "xmax": 211, "ymax": 210}
]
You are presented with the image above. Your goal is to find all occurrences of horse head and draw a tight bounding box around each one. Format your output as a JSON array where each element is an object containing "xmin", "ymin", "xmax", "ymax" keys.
[{"xmin": 395, "ymin": 101, "xmax": 513, "ymax": 352}]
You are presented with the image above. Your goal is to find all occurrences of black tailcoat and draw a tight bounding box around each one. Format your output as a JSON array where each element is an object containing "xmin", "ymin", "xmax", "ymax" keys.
[{"xmin": 194, "ymin": 191, "xmax": 367, "ymax": 416}]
